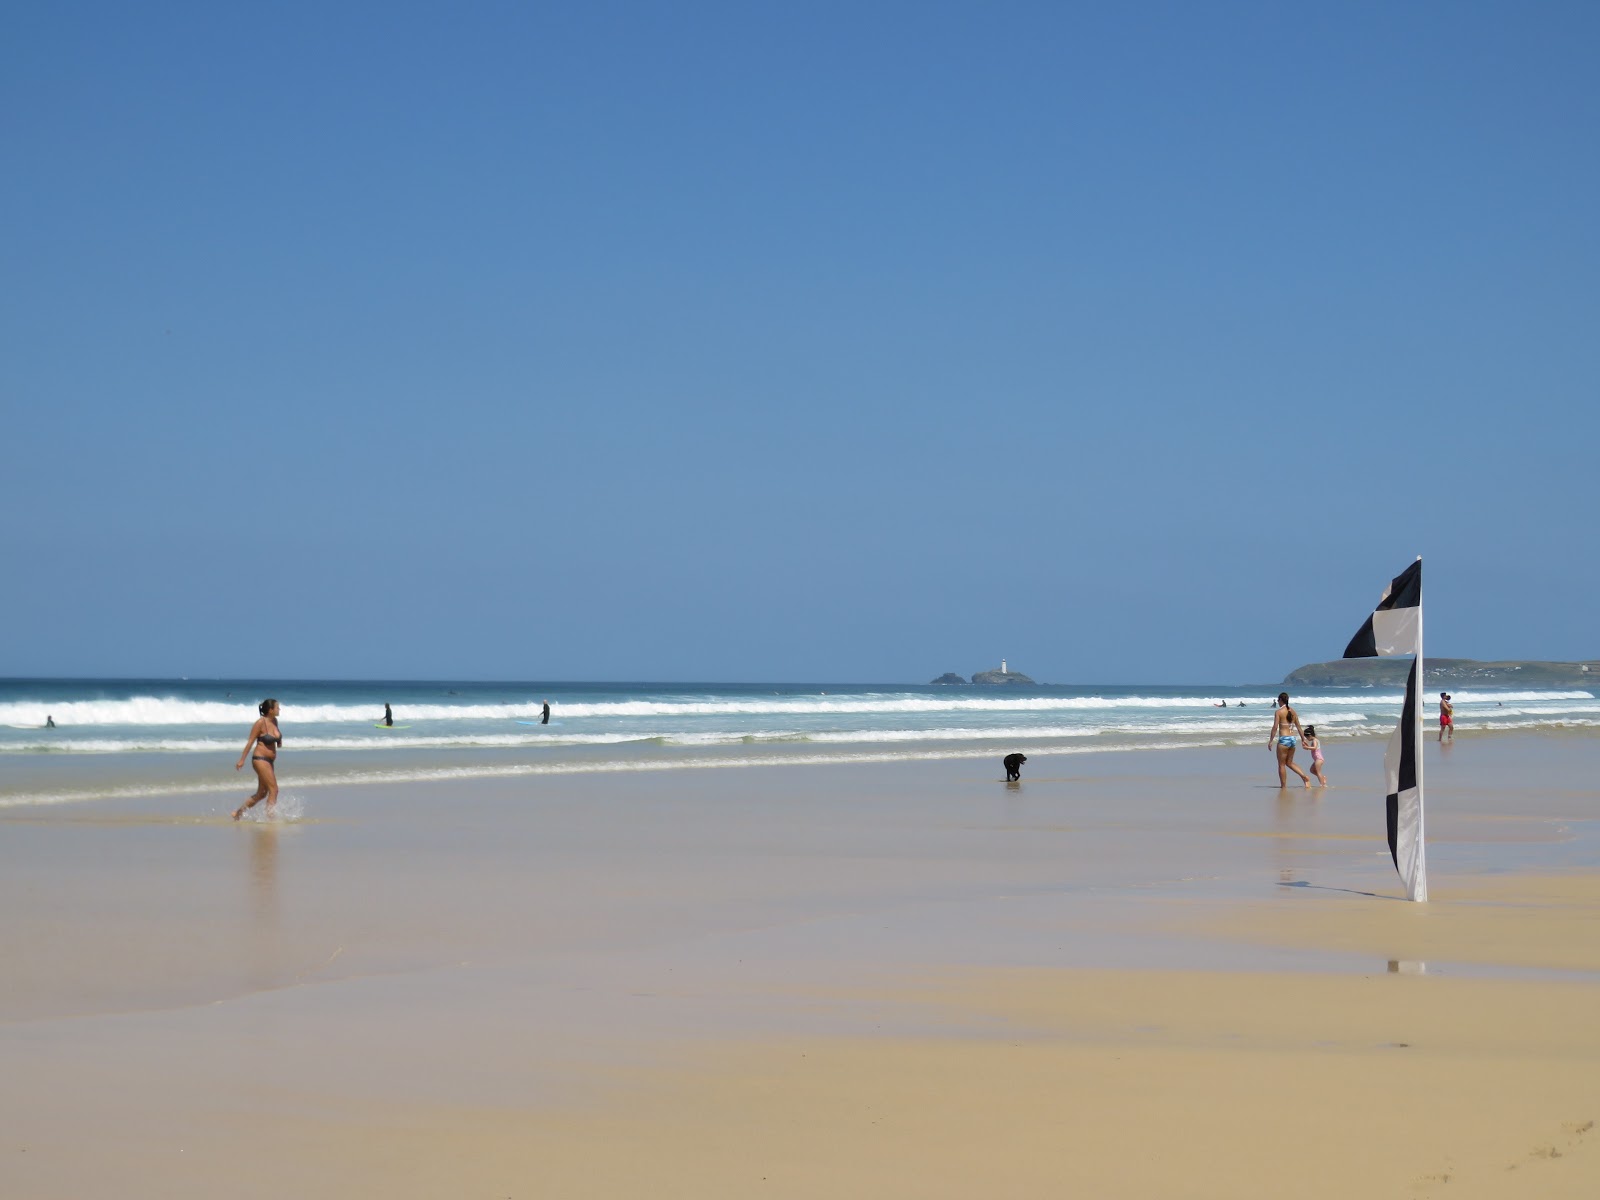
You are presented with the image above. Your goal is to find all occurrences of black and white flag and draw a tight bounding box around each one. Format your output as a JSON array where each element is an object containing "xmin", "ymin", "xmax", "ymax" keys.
[
  {"xmin": 1345, "ymin": 558, "xmax": 1427, "ymax": 902},
  {"xmin": 1343, "ymin": 558, "xmax": 1421, "ymax": 659}
]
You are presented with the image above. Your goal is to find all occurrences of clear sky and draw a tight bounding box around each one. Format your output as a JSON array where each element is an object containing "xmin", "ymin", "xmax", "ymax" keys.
[{"xmin": 3, "ymin": 1, "xmax": 1596, "ymax": 684}]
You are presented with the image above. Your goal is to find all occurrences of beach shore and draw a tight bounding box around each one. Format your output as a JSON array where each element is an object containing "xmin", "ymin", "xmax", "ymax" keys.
[{"xmin": 3, "ymin": 735, "xmax": 1597, "ymax": 1197}]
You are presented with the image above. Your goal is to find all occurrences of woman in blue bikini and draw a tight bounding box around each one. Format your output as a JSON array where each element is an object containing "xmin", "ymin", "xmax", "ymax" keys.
[
  {"xmin": 1269, "ymin": 692, "xmax": 1311, "ymax": 789},
  {"xmin": 234, "ymin": 698, "xmax": 283, "ymax": 820}
]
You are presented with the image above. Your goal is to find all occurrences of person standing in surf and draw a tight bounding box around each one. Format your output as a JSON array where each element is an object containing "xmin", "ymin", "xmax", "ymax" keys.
[
  {"xmin": 541, "ymin": 700, "xmax": 550, "ymax": 725},
  {"xmin": 234, "ymin": 698, "xmax": 283, "ymax": 820},
  {"xmin": 382, "ymin": 702, "xmax": 393, "ymax": 727},
  {"xmin": 1269, "ymin": 692, "xmax": 1311, "ymax": 789}
]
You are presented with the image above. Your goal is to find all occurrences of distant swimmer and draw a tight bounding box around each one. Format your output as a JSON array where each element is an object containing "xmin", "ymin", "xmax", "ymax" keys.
[
  {"xmin": 1237, "ymin": 701, "xmax": 1246, "ymax": 707},
  {"xmin": 1003, "ymin": 752, "xmax": 1027, "ymax": 781},
  {"xmin": 1213, "ymin": 700, "xmax": 1227, "ymax": 708},
  {"xmin": 46, "ymin": 715, "xmax": 56, "ymax": 728},
  {"xmin": 382, "ymin": 703, "xmax": 393, "ymax": 727},
  {"xmin": 540, "ymin": 701, "xmax": 550, "ymax": 725},
  {"xmin": 234, "ymin": 698, "xmax": 283, "ymax": 820}
]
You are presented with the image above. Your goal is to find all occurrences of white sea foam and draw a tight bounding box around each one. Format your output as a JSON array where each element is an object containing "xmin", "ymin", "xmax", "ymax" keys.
[
  {"xmin": 4, "ymin": 708, "xmax": 1595, "ymax": 757},
  {"xmin": 1, "ymin": 689, "xmax": 1590, "ymax": 730},
  {"xmin": 0, "ymin": 732, "xmax": 669, "ymax": 754},
  {"xmin": 1445, "ymin": 690, "xmax": 1595, "ymax": 703}
]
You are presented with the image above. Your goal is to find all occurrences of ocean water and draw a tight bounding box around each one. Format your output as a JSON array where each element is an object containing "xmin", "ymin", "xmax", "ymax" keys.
[{"xmin": 1, "ymin": 677, "xmax": 1595, "ymax": 808}]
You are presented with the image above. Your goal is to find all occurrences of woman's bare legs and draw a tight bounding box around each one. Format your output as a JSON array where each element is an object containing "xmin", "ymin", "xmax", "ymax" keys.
[
  {"xmin": 234, "ymin": 759, "xmax": 279, "ymax": 820},
  {"xmin": 1276, "ymin": 743, "xmax": 1311, "ymax": 788}
]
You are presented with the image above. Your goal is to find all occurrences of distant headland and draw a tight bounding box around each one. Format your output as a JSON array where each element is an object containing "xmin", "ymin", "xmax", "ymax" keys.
[
  {"xmin": 1283, "ymin": 658, "xmax": 1599, "ymax": 688},
  {"xmin": 931, "ymin": 663, "xmax": 1038, "ymax": 686}
]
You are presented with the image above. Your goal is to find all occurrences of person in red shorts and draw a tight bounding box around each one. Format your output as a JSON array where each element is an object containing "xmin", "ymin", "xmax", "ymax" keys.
[{"xmin": 1439, "ymin": 692, "xmax": 1454, "ymax": 743}]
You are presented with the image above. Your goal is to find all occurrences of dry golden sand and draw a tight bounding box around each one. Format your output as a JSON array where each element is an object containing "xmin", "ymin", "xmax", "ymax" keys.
[
  {"xmin": 513, "ymin": 980, "xmax": 1598, "ymax": 1200},
  {"xmin": 15, "ymin": 968, "xmax": 1594, "ymax": 1199}
]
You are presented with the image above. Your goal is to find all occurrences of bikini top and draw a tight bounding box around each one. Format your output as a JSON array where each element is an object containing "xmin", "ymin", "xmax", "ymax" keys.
[{"xmin": 257, "ymin": 725, "xmax": 282, "ymax": 749}]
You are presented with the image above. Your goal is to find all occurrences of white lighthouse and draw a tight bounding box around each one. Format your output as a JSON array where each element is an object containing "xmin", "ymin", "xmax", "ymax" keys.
[{"xmin": 1000, "ymin": 659, "xmax": 1007, "ymax": 675}]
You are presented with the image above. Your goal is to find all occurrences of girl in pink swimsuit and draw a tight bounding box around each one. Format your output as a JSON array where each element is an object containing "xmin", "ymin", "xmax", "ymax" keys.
[{"xmin": 1301, "ymin": 724, "xmax": 1328, "ymax": 787}]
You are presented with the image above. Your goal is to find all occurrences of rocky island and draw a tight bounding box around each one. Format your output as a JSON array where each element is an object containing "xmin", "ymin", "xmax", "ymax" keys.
[
  {"xmin": 974, "ymin": 660, "xmax": 1038, "ymax": 686},
  {"xmin": 1283, "ymin": 658, "xmax": 1599, "ymax": 688},
  {"xmin": 929, "ymin": 664, "xmax": 1040, "ymax": 686},
  {"xmin": 971, "ymin": 668, "xmax": 1037, "ymax": 685}
]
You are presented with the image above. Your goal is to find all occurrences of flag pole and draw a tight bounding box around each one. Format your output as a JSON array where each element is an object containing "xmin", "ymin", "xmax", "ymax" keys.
[{"xmin": 1412, "ymin": 555, "xmax": 1427, "ymax": 902}]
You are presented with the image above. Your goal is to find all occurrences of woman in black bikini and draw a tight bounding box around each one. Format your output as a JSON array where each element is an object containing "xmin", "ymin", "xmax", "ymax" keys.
[{"xmin": 234, "ymin": 698, "xmax": 282, "ymax": 820}]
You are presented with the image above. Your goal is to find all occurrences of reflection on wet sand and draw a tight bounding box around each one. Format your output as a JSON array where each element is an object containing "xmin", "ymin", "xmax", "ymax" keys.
[
  {"xmin": 1272, "ymin": 790, "xmax": 1313, "ymax": 889},
  {"xmin": 249, "ymin": 823, "xmax": 279, "ymax": 908},
  {"xmin": 245, "ymin": 823, "xmax": 282, "ymax": 988}
]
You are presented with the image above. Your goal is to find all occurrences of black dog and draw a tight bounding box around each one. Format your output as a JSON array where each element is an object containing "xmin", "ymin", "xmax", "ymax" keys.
[{"xmin": 1003, "ymin": 753, "xmax": 1027, "ymax": 782}]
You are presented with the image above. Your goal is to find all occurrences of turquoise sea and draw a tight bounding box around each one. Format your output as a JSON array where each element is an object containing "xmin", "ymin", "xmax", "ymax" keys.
[{"xmin": 2, "ymin": 676, "xmax": 1596, "ymax": 809}]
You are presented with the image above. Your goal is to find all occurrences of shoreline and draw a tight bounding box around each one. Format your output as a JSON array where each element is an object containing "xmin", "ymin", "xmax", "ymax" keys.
[{"xmin": 5, "ymin": 720, "xmax": 1598, "ymax": 812}]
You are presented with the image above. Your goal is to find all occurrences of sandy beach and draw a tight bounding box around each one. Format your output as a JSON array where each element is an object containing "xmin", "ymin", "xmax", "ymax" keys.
[{"xmin": 3, "ymin": 733, "xmax": 1598, "ymax": 1197}]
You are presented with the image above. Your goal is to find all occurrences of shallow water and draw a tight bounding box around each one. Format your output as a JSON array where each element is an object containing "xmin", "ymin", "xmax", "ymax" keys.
[{"xmin": 3, "ymin": 676, "xmax": 1595, "ymax": 808}]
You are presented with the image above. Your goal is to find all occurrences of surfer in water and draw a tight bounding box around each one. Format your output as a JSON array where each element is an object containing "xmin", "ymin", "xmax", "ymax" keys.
[
  {"xmin": 234, "ymin": 698, "xmax": 282, "ymax": 820},
  {"xmin": 382, "ymin": 703, "xmax": 393, "ymax": 727},
  {"xmin": 541, "ymin": 701, "xmax": 550, "ymax": 725}
]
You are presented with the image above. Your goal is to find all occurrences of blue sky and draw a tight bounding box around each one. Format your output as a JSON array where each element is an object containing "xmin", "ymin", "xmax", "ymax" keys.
[{"xmin": 3, "ymin": 1, "xmax": 1596, "ymax": 684}]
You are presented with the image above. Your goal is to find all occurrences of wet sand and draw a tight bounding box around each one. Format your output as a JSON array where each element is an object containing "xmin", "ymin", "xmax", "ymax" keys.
[{"xmin": 3, "ymin": 734, "xmax": 1597, "ymax": 1197}]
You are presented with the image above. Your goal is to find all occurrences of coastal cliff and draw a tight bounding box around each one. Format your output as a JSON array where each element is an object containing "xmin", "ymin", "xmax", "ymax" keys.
[{"xmin": 1283, "ymin": 658, "xmax": 1599, "ymax": 688}]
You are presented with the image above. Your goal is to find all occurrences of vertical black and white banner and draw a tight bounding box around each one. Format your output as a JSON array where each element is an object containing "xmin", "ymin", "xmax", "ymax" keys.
[
  {"xmin": 1383, "ymin": 658, "xmax": 1426, "ymax": 901},
  {"xmin": 1345, "ymin": 558, "xmax": 1427, "ymax": 902}
]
